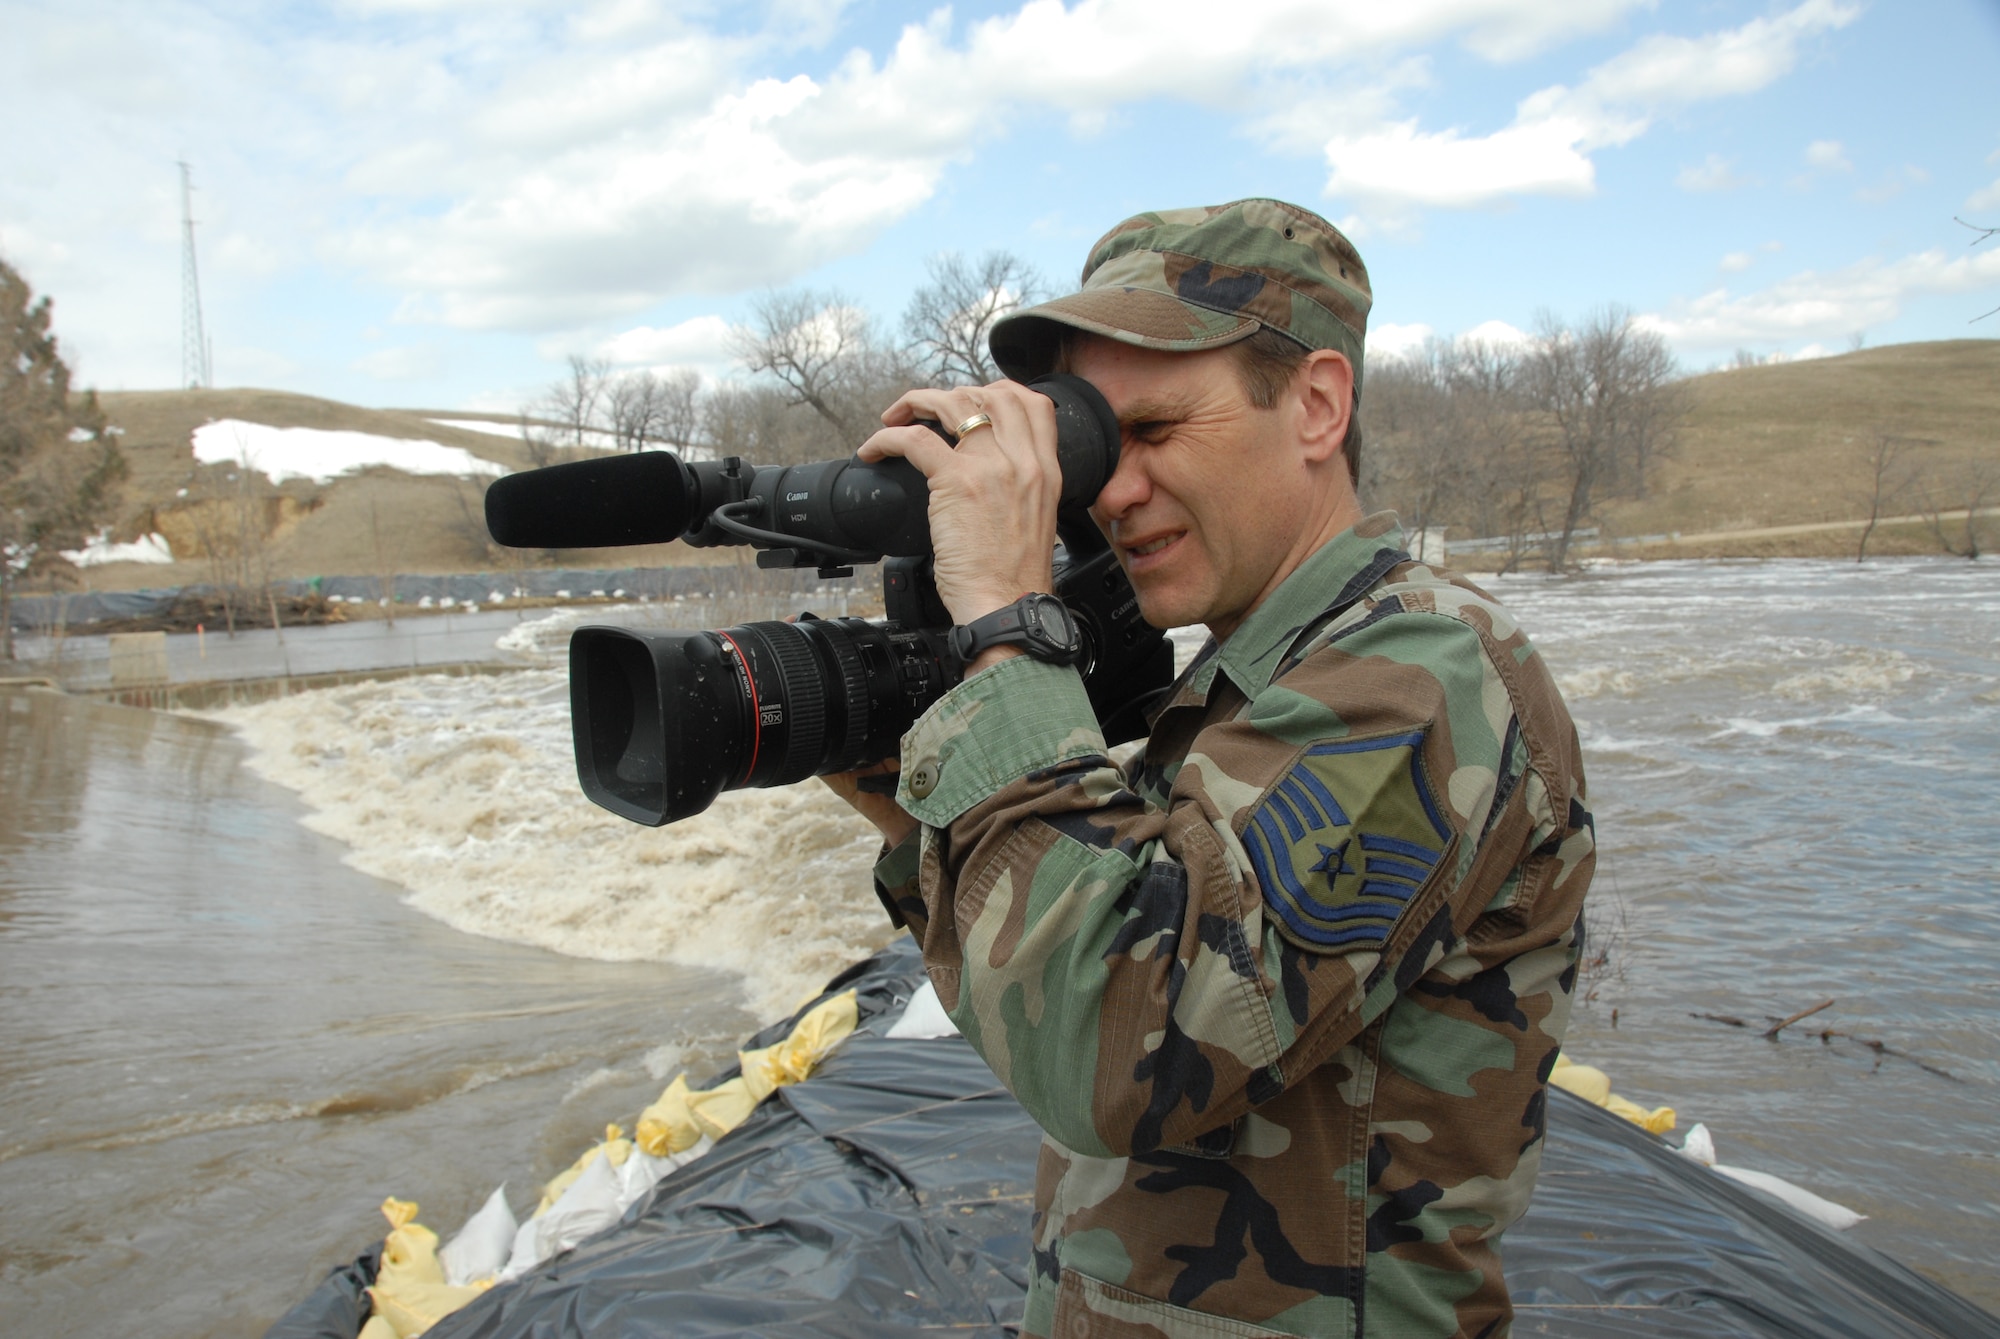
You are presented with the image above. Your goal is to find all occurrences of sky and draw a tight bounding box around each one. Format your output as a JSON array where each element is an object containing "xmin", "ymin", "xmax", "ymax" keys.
[{"xmin": 4, "ymin": 0, "xmax": 1998, "ymax": 415}]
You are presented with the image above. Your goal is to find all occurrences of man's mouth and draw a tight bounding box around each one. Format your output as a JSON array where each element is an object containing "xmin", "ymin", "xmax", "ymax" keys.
[{"xmin": 1122, "ymin": 532, "xmax": 1184, "ymax": 565}]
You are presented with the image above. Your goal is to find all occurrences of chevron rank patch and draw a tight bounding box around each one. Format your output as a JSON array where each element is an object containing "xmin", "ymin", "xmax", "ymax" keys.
[{"xmin": 1240, "ymin": 730, "xmax": 1452, "ymax": 952}]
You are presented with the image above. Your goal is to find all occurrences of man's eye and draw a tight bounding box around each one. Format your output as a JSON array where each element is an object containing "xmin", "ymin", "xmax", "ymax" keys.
[{"xmin": 1129, "ymin": 421, "xmax": 1173, "ymax": 444}]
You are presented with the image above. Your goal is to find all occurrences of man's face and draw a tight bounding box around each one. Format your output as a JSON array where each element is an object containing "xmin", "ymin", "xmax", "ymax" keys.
[{"xmin": 1077, "ymin": 336, "xmax": 1339, "ymax": 641}]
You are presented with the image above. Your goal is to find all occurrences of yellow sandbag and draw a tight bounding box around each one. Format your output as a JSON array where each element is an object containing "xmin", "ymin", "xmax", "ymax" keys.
[
  {"xmin": 370, "ymin": 1279, "xmax": 491, "ymax": 1338},
  {"xmin": 636, "ymin": 1074, "xmax": 702, "ymax": 1157},
  {"xmin": 365, "ymin": 1198, "xmax": 489, "ymax": 1338},
  {"xmin": 374, "ymin": 1198, "xmax": 443, "ymax": 1290},
  {"xmin": 680, "ymin": 990, "xmax": 862, "ymax": 1142},
  {"xmin": 1550, "ymin": 1054, "xmax": 1675, "ymax": 1134},
  {"xmin": 536, "ymin": 1125, "xmax": 632, "ymax": 1216},
  {"xmin": 1549, "ymin": 1055, "xmax": 1612, "ymax": 1104},
  {"xmin": 1606, "ymin": 1092, "xmax": 1678, "ymax": 1134},
  {"xmin": 748, "ymin": 989, "xmax": 859, "ymax": 1091},
  {"xmin": 359, "ymin": 1317, "xmax": 398, "ymax": 1339},
  {"xmin": 683, "ymin": 1076, "xmax": 759, "ymax": 1140}
]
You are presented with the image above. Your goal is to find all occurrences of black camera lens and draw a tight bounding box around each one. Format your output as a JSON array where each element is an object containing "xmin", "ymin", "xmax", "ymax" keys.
[{"xmin": 570, "ymin": 618, "xmax": 955, "ymax": 826}]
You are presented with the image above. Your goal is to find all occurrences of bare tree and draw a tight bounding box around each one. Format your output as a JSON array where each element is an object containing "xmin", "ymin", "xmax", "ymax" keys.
[
  {"xmin": 518, "ymin": 412, "xmax": 567, "ymax": 469},
  {"xmin": 653, "ymin": 368, "xmax": 705, "ymax": 454},
  {"xmin": 1, "ymin": 259, "xmax": 128, "ymax": 659},
  {"xmin": 732, "ymin": 290, "xmax": 876, "ymax": 440},
  {"xmin": 1913, "ymin": 458, "xmax": 1998, "ymax": 559},
  {"xmin": 604, "ymin": 367, "xmax": 706, "ymax": 454},
  {"xmin": 1521, "ymin": 308, "xmax": 1687, "ymax": 570},
  {"xmin": 1853, "ymin": 432, "xmax": 1919, "ymax": 562},
  {"xmin": 903, "ymin": 251, "xmax": 1045, "ymax": 387},
  {"xmin": 176, "ymin": 453, "xmax": 274, "ymax": 636},
  {"xmin": 700, "ymin": 381, "xmax": 824, "ymax": 467},
  {"xmin": 538, "ymin": 355, "xmax": 612, "ymax": 450},
  {"xmin": 606, "ymin": 371, "xmax": 667, "ymax": 452}
]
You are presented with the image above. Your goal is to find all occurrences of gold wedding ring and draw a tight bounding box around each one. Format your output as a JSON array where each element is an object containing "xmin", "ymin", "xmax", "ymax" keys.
[{"xmin": 952, "ymin": 412, "xmax": 994, "ymax": 441}]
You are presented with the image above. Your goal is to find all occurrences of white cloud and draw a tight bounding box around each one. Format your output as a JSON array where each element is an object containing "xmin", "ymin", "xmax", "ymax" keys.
[
  {"xmin": 596, "ymin": 315, "xmax": 735, "ymax": 370},
  {"xmin": 1460, "ymin": 319, "xmax": 1530, "ymax": 348},
  {"xmin": 1366, "ymin": 322, "xmax": 1434, "ymax": 360},
  {"xmin": 1578, "ymin": 0, "xmax": 1860, "ymax": 105},
  {"xmin": 1805, "ymin": 138, "xmax": 1852, "ymax": 171},
  {"xmin": 1326, "ymin": 114, "xmax": 1599, "ymax": 207},
  {"xmin": 1719, "ymin": 251, "xmax": 1754, "ymax": 273},
  {"xmin": 340, "ymin": 0, "xmax": 1672, "ymax": 331},
  {"xmin": 1322, "ymin": 0, "xmax": 1857, "ymax": 212},
  {"xmin": 1677, "ymin": 154, "xmax": 1755, "ymax": 193},
  {"xmin": 1637, "ymin": 245, "xmax": 2000, "ymax": 350}
]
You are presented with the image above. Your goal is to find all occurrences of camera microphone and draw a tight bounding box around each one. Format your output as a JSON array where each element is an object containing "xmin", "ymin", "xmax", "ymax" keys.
[{"xmin": 484, "ymin": 451, "xmax": 696, "ymax": 550}]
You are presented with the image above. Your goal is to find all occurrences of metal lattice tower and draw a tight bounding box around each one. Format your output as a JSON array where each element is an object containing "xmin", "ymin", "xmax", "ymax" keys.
[{"xmin": 178, "ymin": 160, "xmax": 211, "ymax": 390}]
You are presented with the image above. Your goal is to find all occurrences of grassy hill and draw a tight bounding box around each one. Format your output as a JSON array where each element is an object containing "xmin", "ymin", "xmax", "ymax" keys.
[
  {"xmin": 85, "ymin": 388, "xmax": 694, "ymax": 589},
  {"xmin": 1589, "ymin": 338, "xmax": 1999, "ymax": 559},
  {"xmin": 64, "ymin": 338, "xmax": 2000, "ymax": 591}
]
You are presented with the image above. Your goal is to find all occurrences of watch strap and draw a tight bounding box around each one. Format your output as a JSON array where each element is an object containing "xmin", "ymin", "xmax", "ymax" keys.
[{"xmin": 949, "ymin": 594, "xmax": 1080, "ymax": 665}]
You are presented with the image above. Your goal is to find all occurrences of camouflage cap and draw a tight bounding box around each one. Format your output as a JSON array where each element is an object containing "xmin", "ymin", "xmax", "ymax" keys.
[{"xmin": 989, "ymin": 198, "xmax": 1372, "ymax": 391}]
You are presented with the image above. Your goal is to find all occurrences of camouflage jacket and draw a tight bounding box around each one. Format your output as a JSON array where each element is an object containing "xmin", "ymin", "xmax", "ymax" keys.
[{"xmin": 875, "ymin": 515, "xmax": 1594, "ymax": 1339}]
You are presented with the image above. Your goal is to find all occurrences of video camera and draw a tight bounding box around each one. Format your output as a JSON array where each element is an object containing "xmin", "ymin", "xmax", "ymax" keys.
[{"xmin": 484, "ymin": 374, "xmax": 1175, "ymax": 826}]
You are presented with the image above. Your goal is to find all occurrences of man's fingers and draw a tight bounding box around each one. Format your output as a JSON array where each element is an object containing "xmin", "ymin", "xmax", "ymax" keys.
[{"xmin": 857, "ymin": 423, "xmax": 960, "ymax": 475}]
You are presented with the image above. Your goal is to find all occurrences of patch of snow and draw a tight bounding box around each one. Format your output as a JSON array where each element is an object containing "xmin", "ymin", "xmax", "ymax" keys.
[
  {"xmin": 62, "ymin": 530, "xmax": 175, "ymax": 566},
  {"xmin": 428, "ymin": 417, "xmax": 526, "ymax": 440},
  {"xmin": 192, "ymin": 420, "xmax": 506, "ymax": 483},
  {"xmin": 430, "ymin": 417, "xmax": 620, "ymax": 451}
]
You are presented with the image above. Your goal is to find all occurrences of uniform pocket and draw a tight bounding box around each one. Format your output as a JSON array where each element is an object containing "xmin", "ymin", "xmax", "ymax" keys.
[{"xmin": 1052, "ymin": 1269, "xmax": 1297, "ymax": 1339}]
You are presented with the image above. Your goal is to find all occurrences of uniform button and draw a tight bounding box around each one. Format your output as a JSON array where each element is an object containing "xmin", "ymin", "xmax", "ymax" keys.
[{"xmin": 907, "ymin": 761, "xmax": 940, "ymax": 799}]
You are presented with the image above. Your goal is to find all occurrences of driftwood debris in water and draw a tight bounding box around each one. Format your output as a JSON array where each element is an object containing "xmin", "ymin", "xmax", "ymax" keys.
[
  {"xmin": 1690, "ymin": 1000, "xmax": 1959, "ymax": 1081},
  {"xmin": 1763, "ymin": 998, "xmax": 1836, "ymax": 1039},
  {"xmin": 1817, "ymin": 1030, "xmax": 1962, "ymax": 1082}
]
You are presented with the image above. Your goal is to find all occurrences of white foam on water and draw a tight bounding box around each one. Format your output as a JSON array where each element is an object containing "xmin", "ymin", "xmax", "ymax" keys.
[
  {"xmin": 1557, "ymin": 666, "xmax": 1641, "ymax": 700},
  {"xmin": 208, "ymin": 668, "xmax": 898, "ymax": 1020},
  {"xmin": 1771, "ymin": 648, "xmax": 1919, "ymax": 701},
  {"xmin": 494, "ymin": 606, "xmax": 646, "ymax": 660},
  {"xmin": 640, "ymin": 1044, "xmax": 684, "ymax": 1081}
]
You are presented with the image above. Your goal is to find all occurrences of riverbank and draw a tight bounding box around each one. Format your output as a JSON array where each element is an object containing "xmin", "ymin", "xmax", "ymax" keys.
[{"xmin": 2, "ymin": 557, "xmax": 1995, "ymax": 1338}]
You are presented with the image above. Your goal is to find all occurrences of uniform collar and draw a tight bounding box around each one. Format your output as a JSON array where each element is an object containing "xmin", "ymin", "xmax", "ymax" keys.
[{"xmin": 1189, "ymin": 512, "xmax": 1407, "ymax": 700}]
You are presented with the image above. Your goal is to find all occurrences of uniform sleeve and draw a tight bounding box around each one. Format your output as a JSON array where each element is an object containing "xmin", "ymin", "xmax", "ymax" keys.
[{"xmin": 896, "ymin": 613, "xmax": 1535, "ymax": 1160}]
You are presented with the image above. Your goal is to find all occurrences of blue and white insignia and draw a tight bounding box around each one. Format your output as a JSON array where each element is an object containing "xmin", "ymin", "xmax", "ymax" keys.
[{"xmin": 1240, "ymin": 730, "xmax": 1452, "ymax": 952}]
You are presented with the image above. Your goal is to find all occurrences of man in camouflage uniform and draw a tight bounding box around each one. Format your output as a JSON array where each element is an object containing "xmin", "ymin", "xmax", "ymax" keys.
[{"xmin": 840, "ymin": 198, "xmax": 1594, "ymax": 1338}]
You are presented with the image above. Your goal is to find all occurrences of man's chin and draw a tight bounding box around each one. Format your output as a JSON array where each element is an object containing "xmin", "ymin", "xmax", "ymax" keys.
[{"xmin": 1132, "ymin": 587, "xmax": 1207, "ymax": 636}]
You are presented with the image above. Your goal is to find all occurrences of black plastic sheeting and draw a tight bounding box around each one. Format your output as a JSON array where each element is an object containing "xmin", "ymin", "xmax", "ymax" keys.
[{"xmin": 267, "ymin": 940, "xmax": 1998, "ymax": 1339}]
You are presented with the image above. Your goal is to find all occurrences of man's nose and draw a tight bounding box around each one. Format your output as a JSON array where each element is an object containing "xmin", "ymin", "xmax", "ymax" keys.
[{"xmin": 1091, "ymin": 441, "xmax": 1151, "ymax": 524}]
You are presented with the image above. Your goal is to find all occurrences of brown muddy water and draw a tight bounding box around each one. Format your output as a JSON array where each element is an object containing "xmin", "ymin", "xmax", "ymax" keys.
[{"xmin": 1, "ymin": 558, "xmax": 1995, "ymax": 1336}]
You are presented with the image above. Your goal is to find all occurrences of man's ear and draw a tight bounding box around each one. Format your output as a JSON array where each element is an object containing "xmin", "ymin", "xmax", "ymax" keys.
[{"xmin": 1295, "ymin": 350, "xmax": 1354, "ymax": 465}]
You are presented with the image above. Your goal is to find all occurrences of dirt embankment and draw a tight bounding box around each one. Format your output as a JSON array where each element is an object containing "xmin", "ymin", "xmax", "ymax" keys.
[
  {"xmin": 56, "ymin": 339, "xmax": 2000, "ymax": 593},
  {"xmin": 77, "ymin": 389, "xmax": 702, "ymax": 591}
]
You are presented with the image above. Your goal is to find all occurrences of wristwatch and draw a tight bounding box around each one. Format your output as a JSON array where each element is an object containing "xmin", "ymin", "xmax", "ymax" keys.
[{"xmin": 948, "ymin": 593, "xmax": 1084, "ymax": 666}]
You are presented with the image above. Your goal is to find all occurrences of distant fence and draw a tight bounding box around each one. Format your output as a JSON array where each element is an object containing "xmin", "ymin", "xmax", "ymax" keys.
[
  {"xmin": 5, "ymin": 564, "xmax": 871, "ymax": 705},
  {"xmin": 6, "ymin": 563, "xmax": 852, "ymax": 632}
]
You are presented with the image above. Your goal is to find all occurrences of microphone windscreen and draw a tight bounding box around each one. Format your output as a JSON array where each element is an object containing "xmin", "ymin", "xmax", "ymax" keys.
[{"xmin": 484, "ymin": 452, "xmax": 694, "ymax": 549}]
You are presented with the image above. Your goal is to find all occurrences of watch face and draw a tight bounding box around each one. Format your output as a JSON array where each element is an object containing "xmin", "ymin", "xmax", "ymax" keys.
[{"xmin": 1029, "ymin": 595, "xmax": 1080, "ymax": 651}]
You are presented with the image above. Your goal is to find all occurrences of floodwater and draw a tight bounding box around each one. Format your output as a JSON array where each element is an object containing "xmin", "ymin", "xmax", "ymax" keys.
[{"xmin": 0, "ymin": 558, "xmax": 1995, "ymax": 1336}]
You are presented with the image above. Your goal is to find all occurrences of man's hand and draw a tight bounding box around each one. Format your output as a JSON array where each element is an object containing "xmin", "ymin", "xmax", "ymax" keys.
[
  {"xmin": 858, "ymin": 380, "xmax": 1064, "ymax": 651},
  {"xmin": 821, "ymin": 380, "xmax": 1065, "ymax": 841},
  {"xmin": 819, "ymin": 757, "xmax": 917, "ymax": 848}
]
